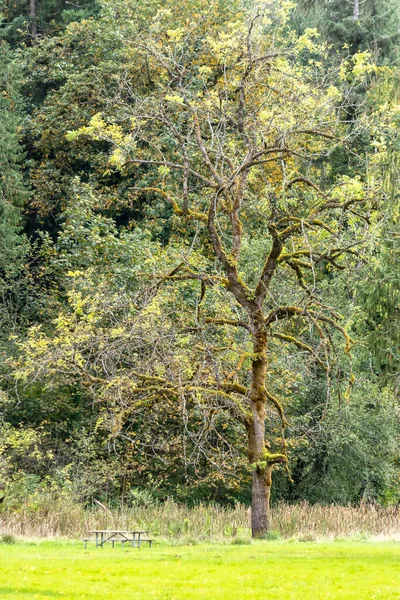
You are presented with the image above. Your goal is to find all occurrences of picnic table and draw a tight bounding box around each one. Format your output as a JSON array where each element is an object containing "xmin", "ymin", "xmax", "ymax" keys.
[{"xmin": 84, "ymin": 530, "xmax": 152, "ymax": 549}]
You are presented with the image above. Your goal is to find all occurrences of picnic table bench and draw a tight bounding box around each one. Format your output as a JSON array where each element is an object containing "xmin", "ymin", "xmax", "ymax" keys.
[{"xmin": 83, "ymin": 530, "xmax": 153, "ymax": 549}]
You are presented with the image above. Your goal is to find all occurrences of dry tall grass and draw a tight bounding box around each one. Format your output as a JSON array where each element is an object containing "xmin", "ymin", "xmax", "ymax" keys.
[{"xmin": 1, "ymin": 498, "xmax": 400, "ymax": 540}]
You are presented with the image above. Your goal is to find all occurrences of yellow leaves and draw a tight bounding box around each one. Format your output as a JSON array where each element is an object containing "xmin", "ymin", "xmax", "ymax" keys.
[
  {"xmin": 65, "ymin": 129, "xmax": 79, "ymax": 142},
  {"xmin": 158, "ymin": 165, "xmax": 170, "ymax": 177},
  {"xmin": 108, "ymin": 147, "xmax": 124, "ymax": 169},
  {"xmin": 295, "ymin": 28, "xmax": 321, "ymax": 52},
  {"xmin": 165, "ymin": 94, "xmax": 185, "ymax": 105},
  {"xmin": 275, "ymin": 0, "xmax": 296, "ymax": 24},
  {"xmin": 197, "ymin": 64, "xmax": 215, "ymax": 82},
  {"xmin": 166, "ymin": 27, "xmax": 185, "ymax": 42},
  {"xmin": 89, "ymin": 111, "xmax": 108, "ymax": 132},
  {"xmin": 352, "ymin": 51, "xmax": 376, "ymax": 78},
  {"xmin": 339, "ymin": 60, "xmax": 348, "ymax": 82},
  {"xmin": 141, "ymin": 296, "xmax": 163, "ymax": 319},
  {"xmin": 326, "ymin": 85, "xmax": 342, "ymax": 102},
  {"xmin": 66, "ymin": 112, "xmax": 107, "ymax": 142},
  {"xmin": 66, "ymin": 270, "xmax": 83, "ymax": 278},
  {"xmin": 206, "ymin": 21, "xmax": 244, "ymax": 64},
  {"xmin": 198, "ymin": 65, "xmax": 212, "ymax": 77},
  {"xmin": 110, "ymin": 327, "xmax": 125, "ymax": 338},
  {"xmin": 331, "ymin": 176, "xmax": 365, "ymax": 202},
  {"xmin": 0, "ymin": 426, "xmax": 44, "ymax": 455},
  {"xmin": 339, "ymin": 51, "xmax": 377, "ymax": 81},
  {"xmin": 66, "ymin": 113, "xmax": 135, "ymax": 171},
  {"xmin": 178, "ymin": 335, "xmax": 191, "ymax": 348},
  {"xmin": 258, "ymin": 109, "xmax": 274, "ymax": 125}
]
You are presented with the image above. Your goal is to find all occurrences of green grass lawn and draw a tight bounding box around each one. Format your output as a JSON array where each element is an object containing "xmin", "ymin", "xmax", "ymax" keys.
[{"xmin": 0, "ymin": 539, "xmax": 399, "ymax": 599}]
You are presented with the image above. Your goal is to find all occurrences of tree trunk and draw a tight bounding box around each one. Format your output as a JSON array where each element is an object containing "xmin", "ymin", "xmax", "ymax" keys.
[
  {"xmin": 353, "ymin": 0, "xmax": 360, "ymax": 21},
  {"xmin": 29, "ymin": 0, "xmax": 37, "ymax": 37},
  {"xmin": 251, "ymin": 464, "xmax": 272, "ymax": 537},
  {"xmin": 247, "ymin": 315, "xmax": 270, "ymax": 538}
]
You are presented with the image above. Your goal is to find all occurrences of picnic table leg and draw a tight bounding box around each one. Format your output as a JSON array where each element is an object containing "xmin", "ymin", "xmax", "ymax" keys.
[
  {"xmin": 112, "ymin": 540, "xmax": 115, "ymax": 548},
  {"xmin": 95, "ymin": 532, "xmax": 98, "ymax": 548},
  {"xmin": 138, "ymin": 533, "xmax": 141, "ymax": 548}
]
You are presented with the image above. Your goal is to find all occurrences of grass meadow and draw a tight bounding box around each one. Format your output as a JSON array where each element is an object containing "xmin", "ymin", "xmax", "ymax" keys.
[{"xmin": 0, "ymin": 539, "xmax": 399, "ymax": 599}]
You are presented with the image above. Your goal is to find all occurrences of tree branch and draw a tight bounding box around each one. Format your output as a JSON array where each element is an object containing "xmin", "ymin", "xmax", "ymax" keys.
[
  {"xmin": 205, "ymin": 317, "xmax": 251, "ymax": 331},
  {"xmin": 125, "ymin": 159, "xmax": 217, "ymax": 188},
  {"xmin": 271, "ymin": 332, "xmax": 328, "ymax": 370},
  {"xmin": 254, "ymin": 226, "xmax": 283, "ymax": 303}
]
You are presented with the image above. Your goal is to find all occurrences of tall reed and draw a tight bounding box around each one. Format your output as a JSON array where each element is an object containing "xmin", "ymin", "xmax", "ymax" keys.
[{"xmin": 1, "ymin": 498, "xmax": 399, "ymax": 540}]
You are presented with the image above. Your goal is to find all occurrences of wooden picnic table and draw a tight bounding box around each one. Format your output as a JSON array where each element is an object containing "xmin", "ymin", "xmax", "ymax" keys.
[{"xmin": 87, "ymin": 530, "xmax": 149, "ymax": 548}]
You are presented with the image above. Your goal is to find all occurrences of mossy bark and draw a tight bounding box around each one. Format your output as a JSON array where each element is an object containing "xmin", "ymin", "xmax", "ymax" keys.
[
  {"xmin": 251, "ymin": 465, "xmax": 272, "ymax": 537},
  {"xmin": 247, "ymin": 315, "xmax": 271, "ymax": 538}
]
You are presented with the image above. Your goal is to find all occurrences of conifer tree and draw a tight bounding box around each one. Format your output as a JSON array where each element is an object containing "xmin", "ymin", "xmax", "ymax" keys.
[{"xmin": 0, "ymin": 41, "xmax": 27, "ymax": 280}]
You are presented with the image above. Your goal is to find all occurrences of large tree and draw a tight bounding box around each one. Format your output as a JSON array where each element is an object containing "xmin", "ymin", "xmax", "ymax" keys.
[{"xmin": 14, "ymin": 0, "xmax": 383, "ymax": 535}]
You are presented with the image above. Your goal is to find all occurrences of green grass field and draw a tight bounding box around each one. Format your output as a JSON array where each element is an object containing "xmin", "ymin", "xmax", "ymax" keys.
[{"xmin": 0, "ymin": 540, "xmax": 399, "ymax": 599}]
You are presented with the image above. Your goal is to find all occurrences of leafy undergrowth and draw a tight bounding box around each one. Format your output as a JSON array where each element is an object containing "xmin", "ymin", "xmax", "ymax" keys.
[{"xmin": 0, "ymin": 540, "xmax": 399, "ymax": 599}]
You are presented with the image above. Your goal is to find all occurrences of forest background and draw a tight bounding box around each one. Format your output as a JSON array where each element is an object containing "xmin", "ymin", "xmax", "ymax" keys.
[{"xmin": 0, "ymin": 0, "xmax": 399, "ymax": 531}]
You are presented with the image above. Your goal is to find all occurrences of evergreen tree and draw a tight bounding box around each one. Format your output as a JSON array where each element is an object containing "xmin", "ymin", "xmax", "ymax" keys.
[
  {"xmin": 295, "ymin": 0, "xmax": 400, "ymax": 64},
  {"xmin": 0, "ymin": 0, "xmax": 98, "ymax": 43},
  {"xmin": 0, "ymin": 41, "xmax": 27, "ymax": 280}
]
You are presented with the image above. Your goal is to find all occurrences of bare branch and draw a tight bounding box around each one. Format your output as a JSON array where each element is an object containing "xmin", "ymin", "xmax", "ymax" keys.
[
  {"xmin": 125, "ymin": 159, "xmax": 217, "ymax": 188},
  {"xmin": 130, "ymin": 187, "xmax": 208, "ymax": 222},
  {"xmin": 271, "ymin": 332, "xmax": 328, "ymax": 370},
  {"xmin": 255, "ymin": 226, "xmax": 283, "ymax": 303},
  {"xmin": 205, "ymin": 317, "xmax": 251, "ymax": 331}
]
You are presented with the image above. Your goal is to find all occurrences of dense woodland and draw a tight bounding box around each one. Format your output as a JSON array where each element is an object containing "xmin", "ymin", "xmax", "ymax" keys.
[{"xmin": 0, "ymin": 0, "xmax": 399, "ymax": 535}]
